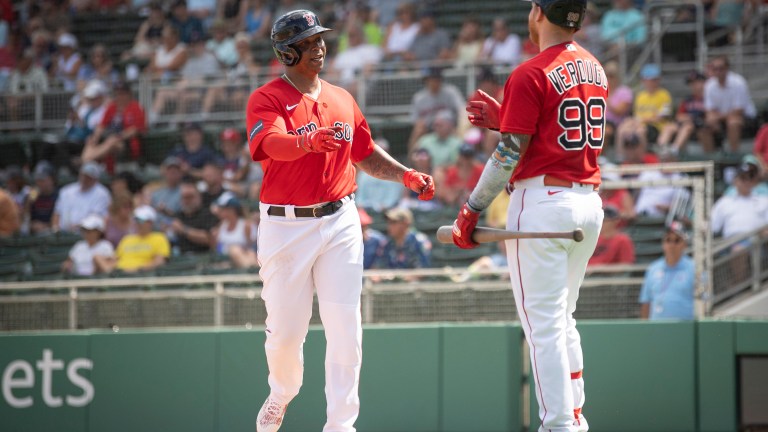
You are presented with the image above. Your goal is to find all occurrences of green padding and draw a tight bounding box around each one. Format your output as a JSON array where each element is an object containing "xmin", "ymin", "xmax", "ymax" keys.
[
  {"xmin": 0, "ymin": 333, "xmax": 90, "ymax": 432},
  {"xmin": 87, "ymin": 330, "xmax": 217, "ymax": 432},
  {"xmin": 735, "ymin": 321, "xmax": 768, "ymax": 353},
  {"xmin": 698, "ymin": 320, "xmax": 737, "ymax": 432},
  {"xmin": 216, "ymin": 330, "xmax": 266, "ymax": 432},
  {"xmin": 357, "ymin": 325, "xmax": 441, "ymax": 432},
  {"xmin": 529, "ymin": 321, "xmax": 697, "ymax": 432},
  {"xmin": 441, "ymin": 323, "xmax": 522, "ymax": 432}
]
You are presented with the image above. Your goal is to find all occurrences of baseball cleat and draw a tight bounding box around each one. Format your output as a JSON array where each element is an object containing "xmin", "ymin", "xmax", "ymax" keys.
[{"xmin": 256, "ymin": 397, "xmax": 287, "ymax": 432}]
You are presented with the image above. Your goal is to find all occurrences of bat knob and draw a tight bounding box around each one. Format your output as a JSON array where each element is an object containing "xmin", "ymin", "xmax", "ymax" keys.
[{"xmin": 573, "ymin": 228, "xmax": 584, "ymax": 242}]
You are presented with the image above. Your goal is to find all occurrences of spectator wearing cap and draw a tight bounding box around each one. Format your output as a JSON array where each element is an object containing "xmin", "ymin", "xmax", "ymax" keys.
[
  {"xmin": 62, "ymin": 214, "xmax": 115, "ymax": 276},
  {"xmin": 170, "ymin": 0, "xmax": 205, "ymax": 44},
  {"xmin": 82, "ymin": 81, "xmax": 147, "ymax": 174},
  {"xmin": 436, "ymin": 144, "xmax": 484, "ymax": 207},
  {"xmin": 723, "ymin": 156, "xmax": 768, "ymax": 197},
  {"xmin": 0, "ymin": 187, "xmax": 20, "ymax": 236},
  {"xmin": 588, "ymin": 205, "xmax": 635, "ymax": 266},
  {"xmin": 212, "ymin": 192, "xmax": 258, "ymax": 268},
  {"xmin": 150, "ymin": 156, "xmax": 184, "ymax": 218},
  {"xmin": 661, "ymin": 70, "xmax": 715, "ymax": 154},
  {"xmin": 705, "ymin": 55, "xmax": 757, "ymax": 153},
  {"xmin": 200, "ymin": 159, "xmax": 226, "ymax": 208},
  {"xmin": 382, "ymin": 2, "xmax": 420, "ymax": 63},
  {"xmin": 27, "ymin": 163, "xmax": 59, "ymax": 235},
  {"xmin": 402, "ymin": 8, "xmax": 451, "ymax": 63},
  {"xmin": 100, "ymin": 205, "xmax": 170, "ymax": 273},
  {"xmin": 711, "ymin": 161, "xmax": 768, "ymax": 240},
  {"xmin": 374, "ymin": 207, "xmax": 431, "ymax": 273},
  {"xmin": 146, "ymin": 25, "xmax": 187, "ymax": 88},
  {"xmin": 54, "ymin": 32, "xmax": 82, "ymax": 91},
  {"xmin": 65, "ymin": 79, "xmax": 109, "ymax": 146},
  {"xmin": 615, "ymin": 63, "xmax": 674, "ymax": 162},
  {"xmin": 169, "ymin": 177, "xmax": 216, "ymax": 253},
  {"xmin": 451, "ymin": 17, "xmax": 483, "ymax": 69},
  {"xmin": 480, "ymin": 18, "xmax": 522, "ymax": 66},
  {"xmin": 169, "ymin": 122, "xmax": 218, "ymax": 178},
  {"xmin": 412, "ymin": 109, "xmax": 463, "ymax": 167},
  {"xmin": 52, "ymin": 162, "xmax": 111, "ymax": 233},
  {"xmin": 358, "ymin": 207, "xmax": 386, "ymax": 270},
  {"xmin": 408, "ymin": 66, "xmax": 466, "ymax": 148},
  {"xmin": 76, "ymin": 44, "xmax": 119, "ymax": 92},
  {"xmin": 639, "ymin": 221, "xmax": 695, "ymax": 320}
]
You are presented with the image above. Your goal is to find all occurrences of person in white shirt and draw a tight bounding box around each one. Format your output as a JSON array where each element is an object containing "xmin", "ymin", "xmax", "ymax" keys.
[
  {"xmin": 52, "ymin": 162, "xmax": 112, "ymax": 233},
  {"xmin": 704, "ymin": 56, "xmax": 757, "ymax": 153},
  {"xmin": 634, "ymin": 150, "xmax": 689, "ymax": 218},
  {"xmin": 481, "ymin": 18, "xmax": 521, "ymax": 66},
  {"xmin": 711, "ymin": 161, "xmax": 768, "ymax": 239},
  {"xmin": 330, "ymin": 23, "xmax": 382, "ymax": 93},
  {"xmin": 62, "ymin": 214, "xmax": 115, "ymax": 276}
]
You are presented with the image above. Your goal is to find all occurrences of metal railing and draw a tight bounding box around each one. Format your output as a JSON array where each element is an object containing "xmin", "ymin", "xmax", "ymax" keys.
[{"xmin": 711, "ymin": 224, "xmax": 768, "ymax": 303}]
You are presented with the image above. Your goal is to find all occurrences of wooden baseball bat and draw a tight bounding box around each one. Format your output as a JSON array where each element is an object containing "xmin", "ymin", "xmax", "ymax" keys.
[{"xmin": 436, "ymin": 226, "xmax": 585, "ymax": 244}]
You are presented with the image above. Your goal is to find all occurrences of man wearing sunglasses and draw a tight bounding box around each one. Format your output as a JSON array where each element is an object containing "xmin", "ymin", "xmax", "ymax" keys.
[{"xmin": 639, "ymin": 221, "xmax": 695, "ymax": 320}]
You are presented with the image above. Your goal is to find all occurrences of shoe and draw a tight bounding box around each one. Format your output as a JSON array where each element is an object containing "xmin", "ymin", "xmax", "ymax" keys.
[{"xmin": 256, "ymin": 397, "xmax": 287, "ymax": 432}]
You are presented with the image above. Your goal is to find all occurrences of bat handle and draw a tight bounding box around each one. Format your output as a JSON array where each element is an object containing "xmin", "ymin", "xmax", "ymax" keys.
[{"xmin": 573, "ymin": 228, "xmax": 584, "ymax": 242}]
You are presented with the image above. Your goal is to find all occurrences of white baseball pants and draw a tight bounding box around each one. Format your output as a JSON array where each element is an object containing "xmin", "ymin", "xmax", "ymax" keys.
[
  {"xmin": 508, "ymin": 176, "xmax": 603, "ymax": 432},
  {"xmin": 257, "ymin": 200, "xmax": 363, "ymax": 432}
]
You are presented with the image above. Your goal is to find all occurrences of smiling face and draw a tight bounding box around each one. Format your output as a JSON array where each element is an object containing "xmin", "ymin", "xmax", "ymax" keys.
[{"xmin": 291, "ymin": 33, "xmax": 327, "ymax": 74}]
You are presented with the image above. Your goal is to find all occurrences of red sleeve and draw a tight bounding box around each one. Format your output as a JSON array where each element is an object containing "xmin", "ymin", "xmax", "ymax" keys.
[
  {"xmin": 676, "ymin": 100, "xmax": 686, "ymax": 116},
  {"xmin": 246, "ymin": 88, "xmax": 289, "ymax": 161},
  {"xmin": 499, "ymin": 65, "xmax": 544, "ymax": 135},
  {"xmin": 351, "ymin": 100, "xmax": 375, "ymax": 163},
  {"xmin": 128, "ymin": 102, "xmax": 146, "ymax": 132},
  {"xmin": 755, "ymin": 125, "xmax": 768, "ymax": 155},
  {"xmin": 101, "ymin": 103, "xmax": 116, "ymax": 128}
]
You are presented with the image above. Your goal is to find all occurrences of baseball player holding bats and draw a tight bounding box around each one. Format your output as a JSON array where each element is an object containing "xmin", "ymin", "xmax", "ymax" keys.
[
  {"xmin": 452, "ymin": 0, "xmax": 606, "ymax": 430},
  {"xmin": 245, "ymin": 10, "xmax": 434, "ymax": 432}
]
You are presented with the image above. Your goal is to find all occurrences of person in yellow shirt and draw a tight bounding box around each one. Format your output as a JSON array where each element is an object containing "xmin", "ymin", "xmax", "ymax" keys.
[{"xmin": 95, "ymin": 205, "xmax": 170, "ymax": 273}]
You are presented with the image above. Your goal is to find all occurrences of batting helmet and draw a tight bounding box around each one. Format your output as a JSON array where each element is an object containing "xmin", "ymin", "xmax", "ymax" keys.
[
  {"xmin": 271, "ymin": 9, "xmax": 332, "ymax": 66},
  {"xmin": 525, "ymin": 0, "xmax": 587, "ymax": 30}
]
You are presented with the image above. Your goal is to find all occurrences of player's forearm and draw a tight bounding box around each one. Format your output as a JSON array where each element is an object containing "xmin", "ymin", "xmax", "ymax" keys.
[
  {"xmin": 466, "ymin": 135, "xmax": 525, "ymax": 212},
  {"xmin": 355, "ymin": 145, "xmax": 408, "ymax": 183}
]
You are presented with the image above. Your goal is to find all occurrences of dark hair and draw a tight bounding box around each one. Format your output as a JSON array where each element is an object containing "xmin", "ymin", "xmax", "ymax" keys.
[{"xmin": 115, "ymin": 171, "xmax": 145, "ymax": 195}]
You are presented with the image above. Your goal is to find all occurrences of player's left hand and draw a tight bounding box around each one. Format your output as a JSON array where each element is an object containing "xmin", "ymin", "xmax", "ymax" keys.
[
  {"xmin": 403, "ymin": 169, "xmax": 435, "ymax": 200},
  {"xmin": 452, "ymin": 203, "xmax": 480, "ymax": 249},
  {"xmin": 466, "ymin": 89, "xmax": 501, "ymax": 130}
]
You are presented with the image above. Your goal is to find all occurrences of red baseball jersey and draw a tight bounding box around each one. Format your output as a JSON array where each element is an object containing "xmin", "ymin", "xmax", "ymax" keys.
[
  {"xmin": 501, "ymin": 41, "xmax": 608, "ymax": 185},
  {"xmin": 246, "ymin": 78, "xmax": 375, "ymax": 205}
]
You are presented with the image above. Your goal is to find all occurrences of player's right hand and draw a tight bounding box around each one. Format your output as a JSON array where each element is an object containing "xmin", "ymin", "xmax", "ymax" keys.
[
  {"xmin": 452, "ymin": 203, "xmax": 480, "ymax": 249},
  {"xmin": 466, "ymin": 89, "xmax": 501, "ymax": 130},
  {"xmin": 299, "ymin": 127, "xmax": 342, "ymax": 153}
]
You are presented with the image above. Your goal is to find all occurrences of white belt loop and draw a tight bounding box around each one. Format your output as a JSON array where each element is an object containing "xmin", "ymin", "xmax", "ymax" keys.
[{"xmin": 285, "ymin": 205, "xmax": 296, "ymax": 220}]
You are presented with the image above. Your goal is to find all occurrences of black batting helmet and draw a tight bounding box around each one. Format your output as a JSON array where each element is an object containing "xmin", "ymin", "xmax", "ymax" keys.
[
  {"xmin": 526, "ymin": 0, "xmax": 587, "ymax": 30},
  {"xmin": 271, "ymin": 9, "xmax": 332, "ymax": 66}
]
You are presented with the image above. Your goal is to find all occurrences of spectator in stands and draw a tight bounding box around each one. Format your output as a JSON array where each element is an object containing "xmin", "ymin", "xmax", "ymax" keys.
[
  {"xmin": 240, "ymin": 0, "xmax": 272, "ymax": 39},
  {"xmin": 413, "ymin": 109, "xmax": 463, "ymax": 167},
  {"xmin": 53, "ymin": 32, "xmax": 82, "ymax": 91},
  {"xmin": 62, "ymin": 214, "xmax": 115, "ymax": 276},
  {"xmin": 169, "ymin": 122, "xmax": 218, "ymax": 178},
  {"xmin": 664, "ymin": 70, "xmax": 715, "ymax": 154},
  {"xmin": 399, "ymin": 147, "xmax": 442, "ymax": 211},
  {"xmin": 451, "ymin": 16, "xmax": 483, "ymax": 68},
  {"xmin": 711, "ymin": 160, "xmax": 768, "ymax": 240},
  {"xmin": 408, "ymin": 66, "xmax": 466, "ymax": 148},
  {"xmin": 52, "ymin": 162, "xmax": 111, "ymax": 233},
  {"xmin": 436, "ymin": 144, "xmax": 484, "ymax": 207},
  {"xmin": 28, "ymin": 29, "xmax": 55, "ymax": 75},
  {"xmin": 336, "ymin": 3, "xmax": 383, "ymax": 50},
  {"xmin": 615, "ymin": 64, "xmax": 674, "ymax": 162},
  {"xmin": 200, "ymin": 159, "xmax": 226, "ymax": 208},
  {"xmin": 216, "ymin": 0, "xmax": 245, "ymax": 32},
  {"xmin": 201, "ymin": 32, "xmax": 258, "ymax": 117},
  {"xmin": 170, "ymin": 0, "xmax": 204, "ymax": 44},
  {"xmin": 481, "ymin": 18, "xmax": 521, "ymax": 66},
  {"xmin": 600, "ymin": 0, "xmax": 647, "ymax": 56},
  {"xmin": 273, "ymin": 0, "xmax": 311, "ymax": 22},
  {"xmin": 329, "ymin": 22, "xmax": 382, "ymax": 94},
  {"xmin": 0, "ymin": 187, "xmax": 19, "ymax": 236},
  {"xmin": 103, "ymin": 191, "xmax": 136, "ymax": 247},
  {"xmin": 65, "ymin": 79, "xmax": 108, "ymax": 147},
  {"xmin": 355, "ymin": 138, "xmax": 403, "ymax": 211},
  {"xmin": 212, "ymin": 192, "xmax": 258, "ymax": 268},
  {"xmin": 706, "ymin": 0, "xmax": 755, "ymax": 46},
  {"xmin": 599, "ymin": 163, "xmax": 636, "ymax": 224},
  {"xmin": 218, "ymin": 128, "xmax": 251, "ymax": 197},
  {"xmin": 705, "ymin": 55, "xmax": 757, "ymax": 153},
  {"xmin": 723, "ymin": 156, "xmax": 768, "ymax": 196},
  {"xmin": 574, "ymin": 1, "xmax": 604, "ymax": 60},
  {"xmin": 206, "ymin": 19, "xmax": 237, "ymax": 67},
  {"xmin": 150, "ymin": 156, "xmax": 184, "ymax": 219},
  {"xmin": 81, "ymin": 81, "xmax": 146, "ymax": 173},
  {"xmin": 382, "ymin": 2, "xmax": 419, "ymax": 63},
  {"xmin": 4, "ymin": 166, "xmax": 30, "ymax": 212},
  {"xmin": 359, "ymin": 207, "xmax": 386, "ymax": 270},
  {"xmin": 588, "ymin": 205, "xmax": 635, "ymax": 266},
  {"xmin": 168, "ymin": 178, "xmax": 215, "ymax": 254},
  {"xmin": 99, "ymin": 205, "xmax": 170, "ymax": 273},
  {"xmin": 754, "ymin": 119, "xmax": 768, "ymax": 175},
  {"xmin": 634, "ymin": 149, "xmax": 689, "ymax": 218},
  {"xmin": 621, "ymin": 133, "xmax": 660, "ymax": 168},
  {"xmin": 122, "ymin": 1, "xmax": 168, "ymax": 62},
  {"xmin": 27, "ymin": 163, "xmax": 59, "ymax": 235},
  {"xmin": 374, "ymin": 207, "xmax": 431, "ymax": 271},
  {"xmin": 187, "ymin": 0, "xmax": 216, "ymax": 29},
  {"xmin": 639, "ymin": 221, "xmax": 695, "ymax": 320},
  {"xmin": 110, "ymin": 171, "xmax": 144, "ymax": 202},
  {"xmin": 146, "ymin": 25, "xmax": 187, "ymax": 83},
  {"xmin": 76, "ymin": 44, "xmax": 118, "ymax": 92},
  {"xmin": 5, "ymin": 48, "xmax": 48, "ymax": 121},
  {"xmin": 604, "ymin": 61, "xmax": 632, "ymax": 152},
  {"xmin": 402, "ymin": 8, "xmax": 451, "ymax": 63},
  {"xmin": 451, "ymin": 240, "xmax": 508, "ymax": 283}
]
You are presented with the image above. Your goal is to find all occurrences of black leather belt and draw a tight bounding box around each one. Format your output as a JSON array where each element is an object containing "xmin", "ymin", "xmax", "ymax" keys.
[{"xmin": 267, "ymin": 194, "xmax": 353, "ymax": 218}]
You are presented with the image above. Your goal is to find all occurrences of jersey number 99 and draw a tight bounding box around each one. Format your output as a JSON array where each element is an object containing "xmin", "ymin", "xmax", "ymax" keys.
[{"xmin": 557, "ymin": 97, "xmax": 606, "ymax": 150}]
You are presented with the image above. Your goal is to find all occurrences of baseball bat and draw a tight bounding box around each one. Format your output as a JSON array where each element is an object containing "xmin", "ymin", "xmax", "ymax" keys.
[{"xmin": 436, "ymin": 226, "xmax": 585, "ymax": 244}]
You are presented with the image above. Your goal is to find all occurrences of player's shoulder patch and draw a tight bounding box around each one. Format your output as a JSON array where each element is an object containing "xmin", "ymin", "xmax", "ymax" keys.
[{"xmin": 249, "ymin": 120, "xmax": 263, "ymax": 142}]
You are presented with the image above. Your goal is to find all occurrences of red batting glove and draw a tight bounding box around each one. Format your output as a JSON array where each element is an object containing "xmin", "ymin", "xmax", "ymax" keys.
[
  {"xmin": 466, "ymin": 89, "xmax": 501, "ymax": 130},
  {"xmin": 452, "ymin": 203, "xmax": 480, "ymax": 249},
  {"xmin": 299, "ymin": 127, "xmax": 342, "ymax": 153},
  {"xmin": 403, "ymin": 169, "xmax": 435, "ymax": 201}
]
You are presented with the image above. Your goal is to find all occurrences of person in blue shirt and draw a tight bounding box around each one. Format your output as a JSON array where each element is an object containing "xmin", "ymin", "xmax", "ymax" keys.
[
  {"xmin": 374, "ymin": 207, "xmax": 432, "ymax": 270},
  {"xmin": 359, "ymin": 207, "xmax": 386, "ymax": 270},
  {"xmin": 639, "ymin": 221, "xmax": 696, "ymax": 320}
]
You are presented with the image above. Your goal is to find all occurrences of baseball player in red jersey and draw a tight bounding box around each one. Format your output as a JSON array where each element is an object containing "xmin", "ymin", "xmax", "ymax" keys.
[
  {"xmin": 246, "ymin": 10, "xmax": 434, "ymax": 432},
  {"xmin": 452, "ymin": 1, "xmax": 605, "ymax": 431}
]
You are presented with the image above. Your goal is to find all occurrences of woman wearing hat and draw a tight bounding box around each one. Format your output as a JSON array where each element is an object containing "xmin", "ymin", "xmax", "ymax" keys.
[
  {"xmin": 62, "ymin": 214, "xmax": 115, "ymax": 276},
  {"xmin": 212, "ymin": 192, "xmax": 258, "ymax": 268}
]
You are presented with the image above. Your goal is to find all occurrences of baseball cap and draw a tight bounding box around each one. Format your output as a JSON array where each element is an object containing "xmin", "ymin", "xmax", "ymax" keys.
[
  {"xmin": 433, "ymin": 109, "xmax": 455, "ymax": 125},
  {"xmin": 114, "ymin": 81, "xmax": 132, "ymax": 93},
  {"xmin": 215, "ymin": 192, "xmax": 241, "ymax": 209},
  {"xmin": 464, "ymin": 127, "xmax": 483, "ymax": 147},
  {"xmin": 83, "ymin": 80, "xmax": 107, "ymax": 99},
  {"xmin": 57, "ymin": 33, "xmax": 78, "ymax": 48},
  {"xmin": 422, "ymin": 66, "xmax": 443, "ymax": 80},
  {"xmin": 358, "ymin": 208, "xmax": 373, "ymax": 226},
  {"xmin": 133, "ymin": 205, "xmax": 158, "ymax": 222},
  {"xmin": 736, "ymin": 161, "xmax": 759, "ymax": 180},
  {"xmin": 640, "ymin": 63, "xmax": 661, "ymax": 80},
  {"xmin": 220, "ymin": 128, "xmax": 241, "ymax": 142},
  {"xmin": 685, "ymin": 70, "xmax": 706, "ymax": 84},
  {"xmin": 79, "ymin": 214, "xmax": 105, "ymax": 231},
  {"xmin": 603, "ymin": 205, "xmax": 620, "ymax": 219},
  {"xmin": 162, "ymin": 155, "xmax": 183, "ymax": 168},
  {"xmin": 666, "ymin": 220, "xmax": 689, "ymax": 242},
  {"xmin": 183, "ymin": 122, "xmax": 203, "ymax": 132},
  {"xmin": 459, "ymin": 144, "xmax": 476, "ymax": 158},
  {"xmin": 33, "ymin": 161, "xmax": 55, "ymax": 181},
  {"xmin": 385, "ymin": 207, "xmax": 413, "ymax": 224},
  {"xmin": 80, "ymin": 162, "xmax": 102, "ymax": 179}
]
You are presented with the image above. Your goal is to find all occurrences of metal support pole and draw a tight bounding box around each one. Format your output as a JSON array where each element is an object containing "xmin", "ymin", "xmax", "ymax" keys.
[
  {"xmin": 69, "ymin": 286, "xmax": 78, "ymax": 330},
  {"xmin": 362, "ymin": 277, "xmax": 373, "ymax": 324},
  {"xmin": 751, "ymin": 235, "xmax": 762, "ymax": 292},
  {"xmin": 214, "ymin": 281, "xmax": 224, "ymax": 327},
  {"xmin": 692, "ymin": 177, "xmax": 709, "ymax": 317}
]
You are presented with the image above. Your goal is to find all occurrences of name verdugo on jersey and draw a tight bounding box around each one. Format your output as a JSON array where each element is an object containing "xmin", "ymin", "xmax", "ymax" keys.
[{"xmin": 546, "ymin": 57, "xmax": 607, "ymax": 96}]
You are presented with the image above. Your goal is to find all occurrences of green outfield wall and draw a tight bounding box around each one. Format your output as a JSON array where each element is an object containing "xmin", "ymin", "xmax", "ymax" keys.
[{"xmin": 1, "ymin": 320, "xmax": 765, "ymax": 432}]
